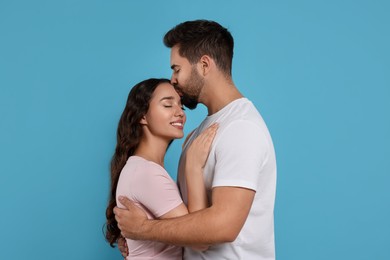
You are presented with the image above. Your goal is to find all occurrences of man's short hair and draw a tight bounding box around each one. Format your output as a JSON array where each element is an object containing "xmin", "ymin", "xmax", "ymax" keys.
[{"xmin": 164, "ymin": 20, "xmax": 234, "ymax": 76}]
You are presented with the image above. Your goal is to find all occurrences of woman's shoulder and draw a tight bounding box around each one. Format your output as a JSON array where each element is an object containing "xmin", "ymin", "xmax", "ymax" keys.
[{"xmin": 124, "ymin": 156, "xmax": 167, "ymax": 177}]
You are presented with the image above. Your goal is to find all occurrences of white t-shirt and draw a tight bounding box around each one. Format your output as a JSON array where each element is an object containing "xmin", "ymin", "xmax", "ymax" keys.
[
  {"xmin": 117, "ymin": 156, "xmax": 183, "ymax": 260},
  {"xmin": 178, "ymin": 98, "xmax": 277, "ymax": 260}
]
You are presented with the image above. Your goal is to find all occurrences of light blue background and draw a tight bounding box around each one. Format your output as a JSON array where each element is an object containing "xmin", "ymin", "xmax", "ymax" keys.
[{"xmin": 1, "ymin": 0, "xmax": 389, "ymax": 259}]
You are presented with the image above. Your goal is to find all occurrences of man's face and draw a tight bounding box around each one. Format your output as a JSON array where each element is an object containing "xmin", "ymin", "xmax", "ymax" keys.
[{"xmin": 170, "ymin": 45, "xmax": 204, "ymax": 110}]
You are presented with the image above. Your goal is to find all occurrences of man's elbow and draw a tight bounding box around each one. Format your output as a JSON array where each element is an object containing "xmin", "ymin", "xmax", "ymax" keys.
[{"xmin": 217, "ymin": 228, "xmax": 240, "ymax": 243}]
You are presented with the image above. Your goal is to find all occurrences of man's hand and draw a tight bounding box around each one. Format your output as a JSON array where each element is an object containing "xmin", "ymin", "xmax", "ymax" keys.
[{"xmin": 114, "ymin": 196, "xmax": 148, "ymax": 240}]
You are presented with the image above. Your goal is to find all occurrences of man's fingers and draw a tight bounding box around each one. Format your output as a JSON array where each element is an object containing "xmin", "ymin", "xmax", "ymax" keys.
[
  {"xmin": 113, "ymin": 207, "xmax": 119, "ymax": 223},
  {"xmin": 118, "ymin": 196, "xmax": 135, "ymax": 210},
  {"xmin": 113, "ymin": 207, "xmax": 126, "ymax": 227}
]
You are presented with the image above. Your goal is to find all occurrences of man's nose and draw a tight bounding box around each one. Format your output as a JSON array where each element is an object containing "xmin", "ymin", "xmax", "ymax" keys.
[{"xmin": 171, "ymin": 74, "xmax": 177, "ymax": 85}]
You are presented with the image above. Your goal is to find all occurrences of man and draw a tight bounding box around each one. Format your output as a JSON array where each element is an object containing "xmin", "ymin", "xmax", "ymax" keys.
[{"xmin": 114, "ymin": 20, "xmax": 277, "ymax": 259}]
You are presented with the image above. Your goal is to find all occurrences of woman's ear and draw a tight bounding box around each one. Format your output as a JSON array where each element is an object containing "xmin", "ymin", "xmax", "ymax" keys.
[{"xmin": 140, "ymin": 116, "xmax": 148, "ymax": 125}]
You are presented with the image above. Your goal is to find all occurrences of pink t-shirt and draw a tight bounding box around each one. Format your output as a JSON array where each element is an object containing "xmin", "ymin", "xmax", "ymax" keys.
[{"xmin": 116, "ymin": 156, "xmax": 183, "ymax": 260}]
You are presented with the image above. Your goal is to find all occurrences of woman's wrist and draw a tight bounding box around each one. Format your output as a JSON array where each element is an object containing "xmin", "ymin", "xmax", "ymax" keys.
[{"xmin": 185, "ymin": 164, "xmax": 203, "ymax": 175}]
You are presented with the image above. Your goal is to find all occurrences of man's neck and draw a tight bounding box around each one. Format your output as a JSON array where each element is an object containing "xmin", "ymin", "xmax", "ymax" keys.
[{"xmin": 201, "ymin": 81, "xmax": 243, "ymax": 115}]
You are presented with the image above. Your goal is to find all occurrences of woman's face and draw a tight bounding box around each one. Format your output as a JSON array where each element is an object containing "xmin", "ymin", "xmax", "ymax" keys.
[{"xmin": 141, "ymin": 82, "xmax": 186, "ymax": 140}]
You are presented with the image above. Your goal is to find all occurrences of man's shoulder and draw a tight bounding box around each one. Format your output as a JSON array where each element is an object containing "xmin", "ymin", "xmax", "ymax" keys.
[
  {"xmin": 226, "ymin": 98, "xmax": 261, "ymax": 118},
  {"xmin": 221, "ymin": 102, "xmax": 263, "ymax": 129}
]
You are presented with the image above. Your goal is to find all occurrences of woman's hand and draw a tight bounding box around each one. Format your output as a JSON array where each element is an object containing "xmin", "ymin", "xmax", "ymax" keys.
[
  {"xmin": 117, "ymin": 236, "xmax": 128, "ymax": 258},
  {"xmin": 185, "ymin": 123, "xmax": 218, "ymax": 213},
  {"xmin": 186, "ymin": 123, "xmax": 218, "ymax": 170}
]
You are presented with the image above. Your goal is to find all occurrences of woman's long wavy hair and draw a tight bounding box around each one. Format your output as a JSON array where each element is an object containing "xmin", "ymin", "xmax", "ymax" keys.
[{"xmin": 105, "ymin": 78, "xmax": 171, "ymax": 247}]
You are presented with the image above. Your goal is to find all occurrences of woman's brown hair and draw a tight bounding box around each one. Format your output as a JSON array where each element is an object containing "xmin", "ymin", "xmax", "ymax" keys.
[{"xmin": 104, "ymin": 78, "xmax": 170, "ymax": 247}]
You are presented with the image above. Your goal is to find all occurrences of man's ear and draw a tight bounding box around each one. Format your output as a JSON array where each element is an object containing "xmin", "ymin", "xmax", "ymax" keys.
[
  {"xmin": 199, "ymin": 55, "xmax": 212, "ymax": 76},
  {"xmin": 140, "ymin": 116, "xmax": 148, "ymax": 125}
]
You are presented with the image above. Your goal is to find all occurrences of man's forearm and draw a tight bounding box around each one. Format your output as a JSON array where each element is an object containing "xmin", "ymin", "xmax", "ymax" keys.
[
  {"xmin": 136, "ymin": 206, "xmax": 234, "ymax": 246},
  {"xmin": 118, "ymin": 187, "xmax": 254, "ymax": 246}
]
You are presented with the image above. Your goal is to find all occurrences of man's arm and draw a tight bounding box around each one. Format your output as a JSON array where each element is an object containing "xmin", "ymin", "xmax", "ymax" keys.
[{"xmin": 115, "ymin": 186, "xmax": 255, "ymax": 246}]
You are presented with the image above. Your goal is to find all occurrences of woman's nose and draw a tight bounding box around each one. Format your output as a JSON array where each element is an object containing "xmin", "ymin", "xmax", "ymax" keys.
[{"xmin": 175, "ymin": 105, "xmax": 184, "ymax": 117}]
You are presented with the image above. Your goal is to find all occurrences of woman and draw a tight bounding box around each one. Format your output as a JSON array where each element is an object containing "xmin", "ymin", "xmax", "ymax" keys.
[{"xmin": 105, "ymin": 78, "xmax": 216, "ymax": 259}]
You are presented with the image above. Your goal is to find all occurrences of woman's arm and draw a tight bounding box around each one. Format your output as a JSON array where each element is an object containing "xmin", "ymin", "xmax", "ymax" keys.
[
  {"xmin": 184, "ymin": 124, "xmax": 218, "ymax": 212},
  {"xmin": 117, "ymin": 124, "xmax": 218, "ymax": 257},
  {"xmin": 159, "ymin": 124, "xmax": 218, "ymax": 251}
]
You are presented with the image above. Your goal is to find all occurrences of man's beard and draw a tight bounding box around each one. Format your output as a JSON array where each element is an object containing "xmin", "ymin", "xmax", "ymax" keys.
[
  {"xmin": 175, "ymin": 67, "xmax": 204, "ymax": 110},
  {"xmin": 180, "ymin": 92, "xmax": 198, "ymax": 110}
]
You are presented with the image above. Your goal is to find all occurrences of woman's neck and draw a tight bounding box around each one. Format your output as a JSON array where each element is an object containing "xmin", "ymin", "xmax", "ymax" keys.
[{"xmin": 134, "ymin": 138, "xmax": 169, "ymax": 167}]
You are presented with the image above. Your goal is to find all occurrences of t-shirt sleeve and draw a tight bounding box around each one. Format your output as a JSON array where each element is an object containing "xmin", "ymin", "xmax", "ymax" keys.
[
  {"xmin": 132, "ymin": 163, "xmax": 183, "ymax": 218},
  {"xmin": 213, "ymin": 120, "xmax": 270, "ymax": 191}
]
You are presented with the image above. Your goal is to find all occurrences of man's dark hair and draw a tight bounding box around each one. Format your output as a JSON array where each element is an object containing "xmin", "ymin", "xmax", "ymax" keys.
[{"xmin": 164, "ymin": 20, "xmax": 234, "ymax": 76}]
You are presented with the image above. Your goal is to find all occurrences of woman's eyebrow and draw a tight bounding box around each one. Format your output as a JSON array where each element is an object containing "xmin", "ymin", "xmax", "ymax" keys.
[{"xmin": 159, "ymin": 96, "xmax": 175, "ymax": 102}]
